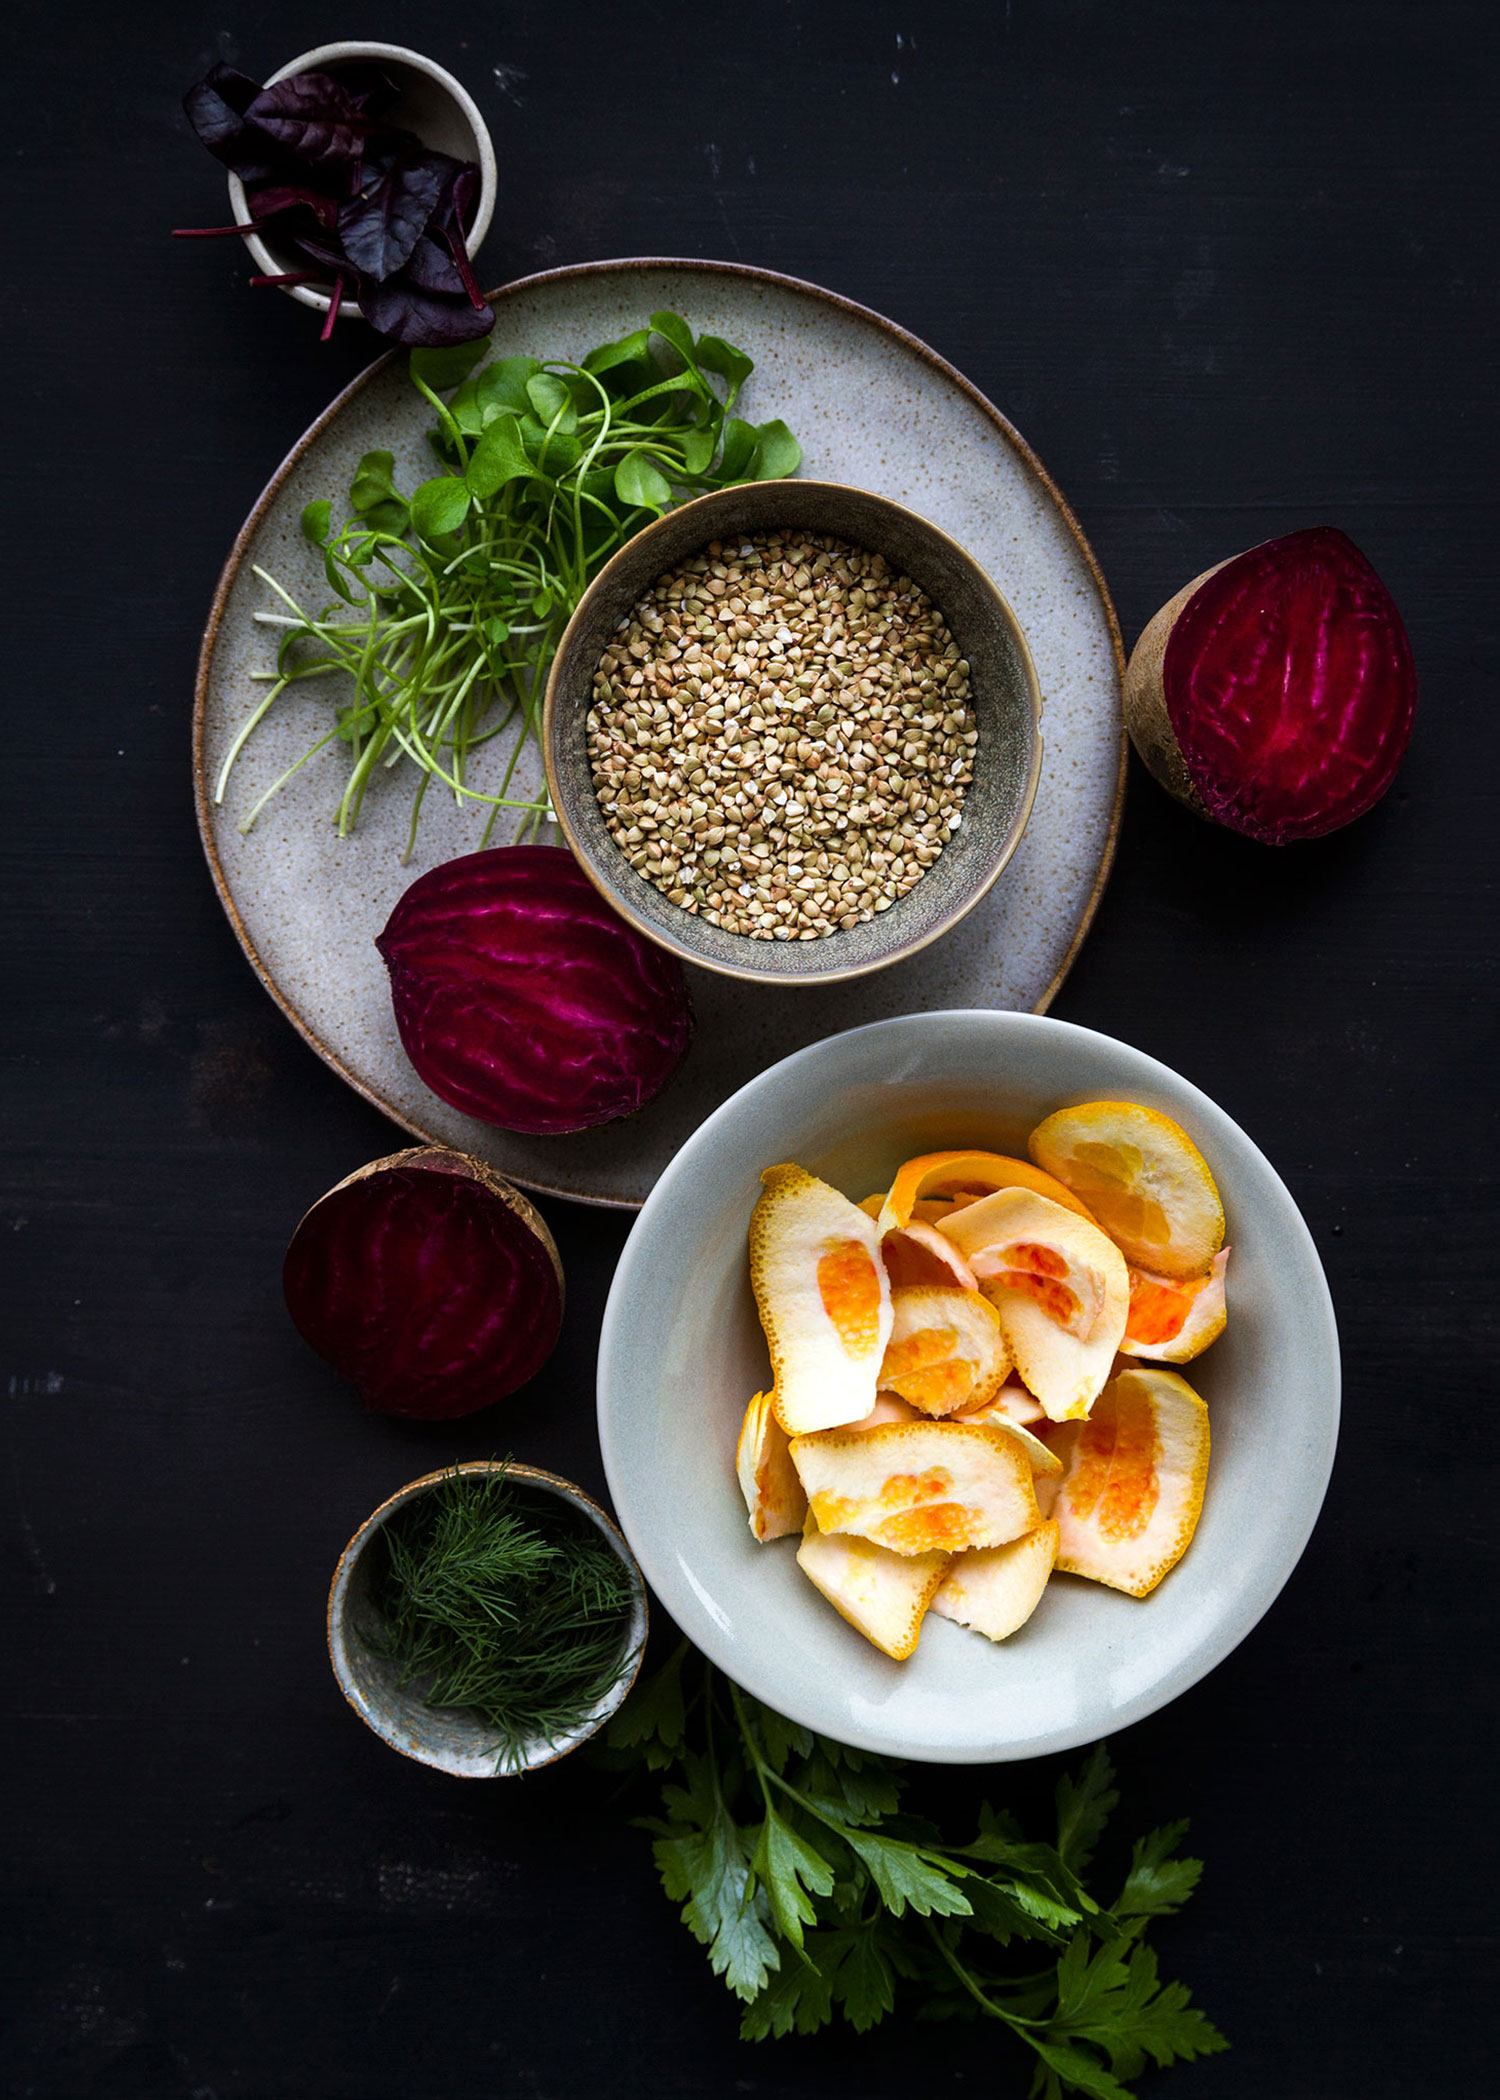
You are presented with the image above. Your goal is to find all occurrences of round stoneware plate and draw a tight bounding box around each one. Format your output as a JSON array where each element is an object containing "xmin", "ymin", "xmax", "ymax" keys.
[
  {"xmin": 597, "ymin": 1010, "xmax": 1340, "ymax": 1763},
  {"xmin": 196, "ymin": 260, "xmax": 1125, "ymax": 1207}
]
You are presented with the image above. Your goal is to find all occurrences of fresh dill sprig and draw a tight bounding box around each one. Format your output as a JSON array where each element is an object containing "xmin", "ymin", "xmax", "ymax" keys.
[{"xmin": 367, "ymin": 1469, "xmax": 638, "ymax": 1772}]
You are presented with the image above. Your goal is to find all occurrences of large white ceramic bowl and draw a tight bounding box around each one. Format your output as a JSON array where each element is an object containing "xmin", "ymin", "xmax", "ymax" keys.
[{"xmin": 598, "ymin": 1009, "xmax": 1339, "ymax": 1762}]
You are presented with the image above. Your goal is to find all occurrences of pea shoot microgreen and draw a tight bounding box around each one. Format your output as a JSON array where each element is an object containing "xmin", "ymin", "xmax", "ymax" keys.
[
  {"xmin": 601, "ymin": 1648, "xmax": 1227, "ymax": 2098},
  {"xmin": 219, "ymin": 314, "xmax": 803, "ymax": 859}
]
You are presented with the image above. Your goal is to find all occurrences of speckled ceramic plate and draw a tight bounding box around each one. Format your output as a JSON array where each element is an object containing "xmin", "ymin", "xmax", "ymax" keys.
[
  {"xmin": 598, "ymin": 1011, "xmax": 1341, "ymax": 1762},
  {"xmin": 195, "ymin": 260, "xmax": 1124, "ymax": 1207}
]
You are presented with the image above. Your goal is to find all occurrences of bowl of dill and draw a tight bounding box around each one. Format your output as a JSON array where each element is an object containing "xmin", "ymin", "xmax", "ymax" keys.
[{"xmin": 327, "ymin": 1462, "xmax": 648, "ymax": 1776}]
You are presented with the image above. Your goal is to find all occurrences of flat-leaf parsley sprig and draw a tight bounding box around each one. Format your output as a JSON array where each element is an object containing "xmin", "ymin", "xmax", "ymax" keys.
[
  {"xmin": 219, "ymin": 313, "xmax": 803, "ymax": 859},
  {"xmin": 601, "ymin": 1648, "xmax": 1226, "ymax": 2098}
]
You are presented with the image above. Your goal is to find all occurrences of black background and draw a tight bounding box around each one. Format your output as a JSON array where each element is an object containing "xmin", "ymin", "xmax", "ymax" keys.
[{"xmin": 3, "ymin": 3, "xmax": 1496, "ymax": 2095}]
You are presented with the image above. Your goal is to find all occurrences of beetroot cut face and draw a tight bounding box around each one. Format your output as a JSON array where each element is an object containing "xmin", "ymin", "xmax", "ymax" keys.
[
  {"xmin": 1161, "ymin": 527, "xmax": 1417, "ymax": 845},
  {"xmin": 284, "ymin": 1152, "xmax": 563, "ymax": 1419},
  {"xmin": 376, "ymin": 844, "xmax": 693, "ymax": 1135}
]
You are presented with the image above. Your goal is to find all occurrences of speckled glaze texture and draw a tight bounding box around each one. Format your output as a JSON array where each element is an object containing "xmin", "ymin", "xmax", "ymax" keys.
[
  {"xmin": 545, "ymin": 479, "xmax": 1042, "ymax": 985},
  {"xmin": 196, "ymin": 261, "xmax": 1125, "ymax": 1206},
  {"xmin": 326, "ymin": 1462, "xmax": 648, "ymax": 1777},
  {"xmin": 597, "ymin": 1011, "xmax": 1340, "ymax": 1764}
]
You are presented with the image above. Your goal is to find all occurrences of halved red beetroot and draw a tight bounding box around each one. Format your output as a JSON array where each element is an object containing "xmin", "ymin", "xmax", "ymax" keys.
[
  {"xmin": 283, "ymin": 1147, "xmax": 563, "ymax": 1418},
  {"xmin": 377, "ymin": 844, "xmax": 692, "ymax": 1135},
  {"xmin": 1123, "ymin": 528, "xmax": 1416, "ymax": 844}
]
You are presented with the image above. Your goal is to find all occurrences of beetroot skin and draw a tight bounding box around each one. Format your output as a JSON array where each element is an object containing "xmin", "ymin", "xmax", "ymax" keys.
[
  {"xmin": 284, "ymin": 1151, "xmax": 563, "ymax": 1418},
  {"xmin": 377, "ymin": 845, "xmax": 692, "ymax": 1135},
  {"xmin": 1129, "ymin": 527, "xmax": 1416, "ymax": 845}
]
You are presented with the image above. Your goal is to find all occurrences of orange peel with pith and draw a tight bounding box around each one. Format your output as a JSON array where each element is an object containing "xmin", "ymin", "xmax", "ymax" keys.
[
  {"xmin": 735, "ymin": 1390, "xmax": 807, "ymax": 1542},
  {"xmin": 1047, "ymin": 1365, "xmax": 1210, "ymax": 1597},
  {"xmin": 878, "ymin": 1285, "xmax": 1010, "ymax": 1416},
  {"xmin": 1029, "ymin": 1102, "xmax": 1225, "ymax": 1280},
  {"xmin": 930, "ymin": 1521, "xmax": 1060, "ymax": 1642},
  {"xmin": 750, "ymin": 1164, "xmax": 893, "ymax": 1436},
  {"xmin": 936, "ymin": 1187, "xmax": 1130, "ymax": 1420},
  {"xmin": 789, "ymin": 1418, "xmax": 1039, "ymax": 1558},
  {"xmin": 876, "ymin": 1150, "xmax": 1099, "ymax": 1240},
  {"xmin": 1121, "ymin": 1249, "xmax": 1229, "ymax": 1363}
]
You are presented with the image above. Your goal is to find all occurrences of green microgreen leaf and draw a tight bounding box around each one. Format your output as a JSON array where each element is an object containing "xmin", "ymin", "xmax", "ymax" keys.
[
  {"xmin": 678, "ymin": 424, "xmax": 718, "ymax": 476},
  {"xmin": 350, "ymin": 449, "xmax": 401, "ymax": 514},
  {"xmin": 695, "ymin": 332, "xmax": 754, "ymax": 406},
  {"xmin": 718, "ymin": 416, "xmax": 758, "ymax": 480},
  {"xmin": 583, "ymin": 329, "xmax": 653, "ymax": 379},
  {"xmin": 751, "ymin": 418, "xmax": 803, "ymax": 480},
  {"xmin": 301, "ymin": 499, "xmax": 332, "ymax": 545},
  {"xmin": 613, "ymin": 449, "xmax": 674, "ymax": 512},
  {"xmin": 648, "ymin": 309, "xmax": 699, "ymax": 362},
  {"xmin": 466, "ymin": 416, "xmax": 538, "ymax": 500},
  {"xmin": 479, "ymin": 356, "xmax": 544, "ymax": 414},
  {"xmin": 409, "ymin": 475, "xmax": 472, "ymax": 542},
  {"xmin": 409, "ymin": 340, "xmax": 490, "ymax": 393},
  {"xmin": 525, "ymin": 371, "xmax": 576, "ymax": 426},
  {"xmin": 225, "ymin": 315, "xmax": 803, "ymax": 850}
]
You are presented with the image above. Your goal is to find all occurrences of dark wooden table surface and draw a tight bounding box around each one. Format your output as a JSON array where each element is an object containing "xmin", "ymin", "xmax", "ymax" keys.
[{"xmin": 4, "ymin": 3, "xmax": 1495, "ymax": 2094}]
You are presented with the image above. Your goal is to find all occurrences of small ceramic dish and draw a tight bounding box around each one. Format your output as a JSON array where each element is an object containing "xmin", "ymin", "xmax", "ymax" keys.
[
  {"xmin": 544, "ymin": 480, "xmax": 1043, "ymax": 987},
  {"xmin": 597, "ymin": 1008, "xmax": 1340, "ymax": 1763},
  {"xmin": 227, "ymin": 41, "xmax": 497, "ymax": 319},
  {"xmin": 327, "ymin": 1461, "xmax": 647, "ymax": 1776}
]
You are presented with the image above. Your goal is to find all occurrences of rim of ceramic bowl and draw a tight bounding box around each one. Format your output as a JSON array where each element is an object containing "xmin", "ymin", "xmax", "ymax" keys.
[
  {"xmin": 226, "ymin": 41, "xmax": 498, "ymax": 317},
  {"xmin": 542, "ymin": 479, "xmax": 1045, "ymax": 986},
  {"xmin": 327, "ymin": 1460, "xmax": 648, "ymax": 1776},
  {"xmin": 596, "ymin": 1007, "xmax": 1342, "ymax": 1762},
  {"xmin": 192, "ymin": 257, "xmax": 1127, "ymax": 1208}
]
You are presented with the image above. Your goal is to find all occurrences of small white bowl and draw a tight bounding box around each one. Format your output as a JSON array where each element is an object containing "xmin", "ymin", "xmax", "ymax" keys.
[
  {"xmin": 598, "ymin": 1009, "xmax": 1340, "ymax": 1764},
  {"xmin": 227, "ymin": 41, "xmax": 497, "ymax": 319},
  {"xmin": 327, "ymin": 1462, "xmax": 647, "ymax": 1777}
]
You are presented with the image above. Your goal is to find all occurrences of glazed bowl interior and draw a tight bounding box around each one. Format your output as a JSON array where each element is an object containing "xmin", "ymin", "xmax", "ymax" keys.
[
  {"xmin": 327, "ymin": 1461, "xmax": 647, "ymax": 1777},
  {"xmin": 597, "ymin": 1009, "xmax": 1340, "ymax": 1763},
  {"xmin": 545, "ymin": 480, "xmax": 1042, "ymax": 986}
]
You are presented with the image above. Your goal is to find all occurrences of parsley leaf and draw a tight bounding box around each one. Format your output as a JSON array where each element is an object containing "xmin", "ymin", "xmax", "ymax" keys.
[{"xmin": 605, "ymin": 1650, "xmax": 1227, "ymax": 2098}]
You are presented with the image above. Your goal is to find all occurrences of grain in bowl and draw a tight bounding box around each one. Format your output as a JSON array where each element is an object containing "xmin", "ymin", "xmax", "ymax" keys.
[{"xmin": 585, "ymin": 533, "xmax": 978, "ymax": 941}]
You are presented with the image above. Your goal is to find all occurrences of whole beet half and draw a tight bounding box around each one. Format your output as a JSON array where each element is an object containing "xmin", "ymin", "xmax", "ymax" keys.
[
  {"xmin": 283, "ymin": 1148, "xmax": 564, "ymax": 1419},
  {"xmin": 376, "ymin": 845, "xmax": 694, "ymax": 1135}
]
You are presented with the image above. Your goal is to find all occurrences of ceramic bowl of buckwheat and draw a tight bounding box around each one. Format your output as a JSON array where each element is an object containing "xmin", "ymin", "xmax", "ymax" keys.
[{"xmin": 543, "ymin": 480, "xmax": 1043, "ymax": 986}]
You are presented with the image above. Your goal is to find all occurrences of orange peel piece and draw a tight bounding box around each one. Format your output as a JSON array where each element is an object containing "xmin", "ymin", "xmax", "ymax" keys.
[
  {"xmin": 878, "ymin": 1285, "xmax": 1010, "ymax": 1417},
  {"xmin": 850, "ymin": 1392, "xmax": 924, "ymax": 1430},
  {"xmin": 936, "ymin": 1188, "xmax": 1130, "ymax": 1420},
  {"xmin": 1048, "ymin": 1366, "xmax": 1210, "ymax": 1596},
  {"xmin": 877, "ymin": 1150, "xmax": 1099, "ymax": 1239},
  {"xmin": 930, "ymin": 1521, "xmax": 1060, "ymax": 1642},
  {"xmin": 878, "ymin": 1220, "xmax": 979, "ymax": 1293},
  {"xmin": 735, "ymin": 1391, "xmax": 807, "ymax": 1542},
  {"xmin": 750, "ymin": 1165, "xmax": 893, "ymax": 1435},
  {"xmin": 1029, "ymin": 1102, "xmax": 1225, "ymax": 1280},
  {"xmin": 796, "ymin": 1515, "xmax": 950, "ymax": 1660},
  {"xmin": 975, "ymin": 1378, "xmax": 1048, "ymax": 1427},
  {"xmin": 948, "ymin": 1408, "xmax": 1061, "ymax": 1477},
  {"xmin": 1121, "ymin": 1249, "xmax": 1229, "ymax": 1363},
  {"xmin": 789, "ymin": 1419, "xmax": 1039, "ymax": 1558}
]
